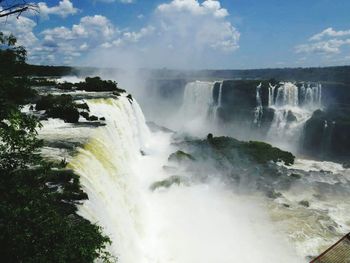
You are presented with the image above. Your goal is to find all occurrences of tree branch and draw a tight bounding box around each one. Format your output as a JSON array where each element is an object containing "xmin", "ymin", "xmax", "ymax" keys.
[{"xmin": 0, "ymin": 1, "xmax": 38, "ymax": 19}]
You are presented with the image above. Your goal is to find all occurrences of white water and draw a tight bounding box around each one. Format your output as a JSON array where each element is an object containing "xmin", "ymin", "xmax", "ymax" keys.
[
  {"xmin": 254, "ymin": 83, "xmax": 263, "ymax": 127},
  {"xmin": 266, "ymin": 82, "xmax": 323, "ymax": 150},
  {"xmin": 179, "ymin": 81, "xmax": 216, "ymax": 135},
  {"xmin": 271, "ymin": 158, "xmax": 350, "ymax": 257},
  {"xmin": 57, "ymin": 95, "xmax": 305, "ymax": 263},
  {"xmin": 268, "ymin": 83, "xmax": 276, "ymax": 107},
  {"xmin": 213, "ymin": 81, "xmax": 223, "ymax": 121}
]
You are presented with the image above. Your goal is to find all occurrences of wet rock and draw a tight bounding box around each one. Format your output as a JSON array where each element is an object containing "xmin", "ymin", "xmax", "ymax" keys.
[
  {"xmin": 286, "ymin": 110, "xmax": 297, "ymax": 122},
  {"xmin": 290, "ymin": 173, "xmax": 302, "ymax": 179},
  {"xmin": 299, "ymin": 200, "xmax": 310, "ymax": 207},
  {"xmin": 266, "ymin": 190, "xmax": 282, "ymax": 199}
]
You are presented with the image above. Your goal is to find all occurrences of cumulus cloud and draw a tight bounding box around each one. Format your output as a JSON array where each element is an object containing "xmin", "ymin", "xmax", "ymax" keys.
[
  {"xmin": 38, "ymin": 0, "xmax": 78, "ymax": 19},
  {"xmin": 309, "ymin": 27, "xmax": 350, "ymax": 41},
  {"xmin": 296, "ymin": 39, "xmax": 350, "ymax": 54},
  {"xmin": 0, "ymin": 16, "xmax": 38, "ymax": 48},
  {"xmin": 32, "ymin": 15, "xmax": 117, "ymax": 64},
  {"xmin": 296, "ymin": 27, "xmax": 350, "ymax": 57},
  {"xmin": 2, "ymin": 0, "xmax": 240, "ymax": 68},
  {"xmin": 154, "ymin": 0, "xmax": 239, "ymax": 53},
  {"xmin": 157, "ymin": 0, "xmax": 229, "ymax": 18}
]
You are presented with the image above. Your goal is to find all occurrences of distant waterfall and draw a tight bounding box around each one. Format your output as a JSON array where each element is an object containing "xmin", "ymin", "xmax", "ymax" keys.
[
  {"xmin": 268, "ymin": 82, "xmax": 322, "ymax": 109},
  {"xmin": 275, "ymin": 82, "xmax": 299, "ymax": 107},
  {"xmin": 304, "ymin": 83, "xmax": 322, "ymax": 109},
  {"xmin": 214, "ymin": 81, "xmax": 223, "ymax": 121},
  {"xmin": 180, "ymin": 81, "xmax": 223, "ymax": 134},
  {"xmin": 268, "ymin": 83, "xmax": 276, "ymax": 107},
  {"xmin": 68, "ymin": 96, "xmax": 152, "ymax": 262},
  {"xmin": 181, "ymin": 81, "xmax": 215, "ymax": 120},
  {"xmin": 266, "ymin": 82, "xmax": 323, "ymax": 150},
  {"xmin": 254, "ymin": 83, "xmax": 263, "ymax": 127}
]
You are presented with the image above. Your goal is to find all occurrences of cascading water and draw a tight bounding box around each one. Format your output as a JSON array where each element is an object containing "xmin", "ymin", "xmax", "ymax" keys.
[
  {"xmin": 266, "ymin": 82, "xmax": 323, "ymax": 150},
  {"xmin": 35, "ymin": 82, "xmax": 350, "ymax": 262},
  {"xmin": 213, "ymin": 81, "xmax": 223, "ymax": 121},
  {"xmin": 268, "ymin": 83, "xmax": 276, "ymax": 107},
  {"xmin": 59, "ymin": 94, "xmax": 302, "ymax": 263},
  {"xmin": 254, "ymin": 83, "xmax": 263, "ymax": 127},
  {"xmin": 181, "ymin": 81, "xmax": 215, "ymax": 119},
  {"xmin": 68, "ymin": 96, "xmax": 153, "ymax": 262},
  {"xmin": 179, "ymin": 81, "xmax": 218, "ymax": 135}
]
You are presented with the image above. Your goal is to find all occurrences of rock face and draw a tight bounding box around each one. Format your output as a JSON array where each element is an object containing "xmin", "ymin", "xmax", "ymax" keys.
[{"xmin": 302, "ymin": 108, "xmax": 350, "ymax": 159}]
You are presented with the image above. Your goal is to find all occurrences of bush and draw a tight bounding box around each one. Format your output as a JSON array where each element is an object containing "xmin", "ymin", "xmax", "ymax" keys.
[{"xmin": 36, "ymin": 95, "xmax": 80, "ymax": 123}]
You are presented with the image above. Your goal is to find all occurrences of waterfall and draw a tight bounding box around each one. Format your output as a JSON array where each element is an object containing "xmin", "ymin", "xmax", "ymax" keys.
[
  {"xmin": 254, "ymin": 83, "xmax": 263, "ymax": 127},
  {"xmin": 214, "ymin": 81, "xmax": 223, "ymax": 121},
  {"xmin": 179, "ymin": 81, "xmax": 218, "ymax": 135},
  {"xmin": 63, "ymin": 94, "xmax": 301, "ymax": 263},
  {"xmin": 268, "ymin": 83, "xmax": 276, "ymax": 107},
  {"xmin": 181, "ymin": 81, "xmax": 215, "ymax": 120},
  {"xmin": 266, "ymin": 82, "xmax": 323, "ymax": 150},
  {"xmin": 275, "ymin": 82, "xmax": 299, "ymax": 107},
  {"xmin": 304, "ymin": 83, "xmax": 322, "ymax": 109},
  {"xmin": 68, "ymin": 96, "xmax": 152, "ymax": 262}
]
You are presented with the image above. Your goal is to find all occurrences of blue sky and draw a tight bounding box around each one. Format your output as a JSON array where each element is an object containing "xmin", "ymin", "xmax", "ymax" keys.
[{"xmin": 1, "ymin": 0, "xmax": 350, "ymax": 69}]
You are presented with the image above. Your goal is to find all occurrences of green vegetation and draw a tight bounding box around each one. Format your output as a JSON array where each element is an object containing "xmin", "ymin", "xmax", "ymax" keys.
[
  {"xmin": 208, "ymin": 136, "xmax": 295, "ymax": 165},
  {"xmin": 0, "ymin": 32, "xmax": 113, "ymax": 262},
  {"xmin": 57, "ymin": 76, "xmax": 126, "ymax": 93},
  {"xmin": 243, "ymin": 141, "xmax": 295, "ymax": 165},
  {"xmin": 35, "ymin": 94, "xmax": 81, "ymax": 123},
  {"xmin": 150, "ymin": 175, "xmax": 188, "ymax": 191},
  {"xmin": 168, "ymin": 150, "xmax": 196, "ymax": 162},
  {"xmin": 28, "ymin": 77, "xmax": 57, "ymax": 87}
]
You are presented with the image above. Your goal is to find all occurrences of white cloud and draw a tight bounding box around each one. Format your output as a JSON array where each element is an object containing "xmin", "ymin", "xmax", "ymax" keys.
[
  {"xmin": 157, "ymin": 0, "xmax": 229, "ymax": 18},
  {"xmin": 155, "ymin": 0, "xmax": 239, "ymax": 53},
  {"xmin": 38, "ymin": 0, "xmax": 78, "ymax": 19},
  {"xmin": 122, "ymin": 26, "xmax": 155, "ymax": 43},
  {"xmin": 296, "ymin": 27, "xmax": 350, "ymax": 59},
  {"xmin": 0, "ymin": 16, "xmax": 38, "ymax": 48},
  {"xmin": 2, "ymin": 0, "xmax": 239, "ymax": 68},
  {"xmin": 296, "ymin": 39, "xmax": 350, "ymax": 54},
  {"xmin": 34, "ymin": 15, "xmax": 117, "ymax": 63},
  {"xmin": 309, "ymin": 27, "xmax": 350, "ymax": 41}
]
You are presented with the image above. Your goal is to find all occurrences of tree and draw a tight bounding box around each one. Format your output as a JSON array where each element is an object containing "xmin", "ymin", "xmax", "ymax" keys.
[
  {"xmin": 0, "ymin": 0, "xmax": 38, "ymax": 18},
  {"xmin": 0, "ymin": 32, "xmax": 115, "ymax": 262},
  {"xmin": 0, "ymin": 111, "xmax": 42, "ymax": 170}
]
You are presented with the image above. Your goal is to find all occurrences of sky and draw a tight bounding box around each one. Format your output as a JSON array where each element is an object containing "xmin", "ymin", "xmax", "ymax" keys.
[{"xmin": 1, "ymin": 0, "xmax": 350, "ymax": 69}]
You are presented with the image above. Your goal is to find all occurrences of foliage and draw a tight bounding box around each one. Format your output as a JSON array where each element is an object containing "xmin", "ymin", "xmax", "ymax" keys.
[
  {"xmin": 57, "ymin": 76, "xmax": 126, "ymax": 93},
  {"xmin": 36, "ymin": 94, "xmax": 80, "ymax": 123},
  {"xmin": 0, "ymin": 32, "xmax": 27, "ymax": 76},
  {"xmin": 243, "ymin": 141, "xmax": 295, "ymax": 165},
  {"xmin": 0, "ymin": 167, "xmax": 113, "ymax": 263},
  {"xmin": 168, "ymin": 150, "xmax": 195, "ymax": 162},
  {"xmin": 0, "ymin": 111, "xmax": 42, "ymax": 170},
  {"xmin": 0, "ymin": 32, "xmax": 114, "ymax": 262},
  {"xmin": 28, "ymin": 77, "xmax": 57, "ymax": 87},
  {"xmin": 208, "ymin": 136, "xmax": 295, "ymax": 166},
  {"xmin": 150, "ymin": 175, "xmax": 188, "ymax": 191}
]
